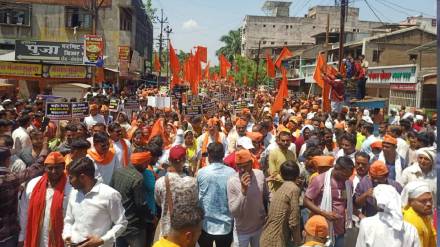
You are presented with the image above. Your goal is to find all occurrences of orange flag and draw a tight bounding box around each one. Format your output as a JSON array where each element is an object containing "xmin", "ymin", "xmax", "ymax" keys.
[
  {"xmin": 197, "ymin": 46, "xmax": 207, "ymax": 63},
  {"xmin": 169, "ymin": 41, "xmax": 180, "ymax": 75},
  {"xmin": 153, "ymin": 53, "xmax": 161, "ymax": 72},
  {"xmin": 274, "ymin": 47, "xmax": 293, "ymax": 68},
  {"xmin": 204, "ymin": 62, "xmax": 210, "ymax": 80},
  {"xmin": 266, "ymin": 53, "xmax": 275, "ymax": 78},
  {"xmin": 313, "ymin": 53, "xmax": 326, "ymax": 88},
  {"xmin": 219, "ymin": 54, "xmax": 231, "ymax": 78},
  {"xmin": 271, "ymin": 67, "xmax": 288, "ymax": 114},
  {"xmin": 243, "ymin": 75, "xmax": 248, "ymax": 85},
  {"xmin": 148, "ymin": 118, "xmax": 170, "ymax": 148}
]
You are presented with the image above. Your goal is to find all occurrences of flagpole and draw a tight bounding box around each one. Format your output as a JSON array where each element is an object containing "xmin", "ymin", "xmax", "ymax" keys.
[{"xmin": 338, "ymin": 0, "xmax": 346, "ymax": 71}]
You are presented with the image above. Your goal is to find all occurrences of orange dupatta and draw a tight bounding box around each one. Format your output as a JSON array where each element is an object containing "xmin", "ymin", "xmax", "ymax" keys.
[
  {"xmin": 87, "ymin": 147, "xmax": 116, "ymax": 165},
  {"xmin": 25, "ymin": 174, "xmax": 67, "ymax": 247}
]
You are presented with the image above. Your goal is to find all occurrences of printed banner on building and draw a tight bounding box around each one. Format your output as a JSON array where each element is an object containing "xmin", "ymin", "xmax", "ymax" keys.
[
  {"xmin": 15, "ymin": 40, "xmax": 84, "ymax": 64},
  {"xmin": 84, "ymin": 35, "xmax": 104, "ymax": 64},
  {"xmin": 0, "ymin": 62, "xmax": 42, "ymax": 77}
]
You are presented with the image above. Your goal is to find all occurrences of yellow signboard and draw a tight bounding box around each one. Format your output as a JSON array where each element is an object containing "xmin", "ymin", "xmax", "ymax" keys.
[
  {"xmin": 48, "ymin": 65, "xmax": 87, "ymax": 79},
  {"xmin": 0, "ymin": 62, "xmax": 42, "ymax": 77}
]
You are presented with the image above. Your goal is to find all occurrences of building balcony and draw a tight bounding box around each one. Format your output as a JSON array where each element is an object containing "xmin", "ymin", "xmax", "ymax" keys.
[{"xmin": 0, "ymin": 23, "xmax": 31, "ymax": 40}]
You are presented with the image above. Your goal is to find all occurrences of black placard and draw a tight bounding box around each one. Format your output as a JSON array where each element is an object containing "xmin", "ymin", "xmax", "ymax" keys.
[
  {"xmin": 45, "ymin": 103, "xmax": 71, "ymax": 120},
  {"xmin": 72, "ymin": 102, "xmax": 89, "ymax": 118}
]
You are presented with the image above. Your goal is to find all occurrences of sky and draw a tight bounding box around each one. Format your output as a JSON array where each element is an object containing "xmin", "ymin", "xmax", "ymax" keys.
[{"xmin": 151, "ymin": 0, "xmax": 436, "ymax": 65}]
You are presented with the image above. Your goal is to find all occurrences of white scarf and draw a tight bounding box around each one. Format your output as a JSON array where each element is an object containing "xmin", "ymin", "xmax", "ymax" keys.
[
  {"xmin": 379, "ymin": 152, "xmax": 403, "ymax": 183},
  {"xmin": 319, "ymin": 168, "xmax": 353, "ymax": 244}
]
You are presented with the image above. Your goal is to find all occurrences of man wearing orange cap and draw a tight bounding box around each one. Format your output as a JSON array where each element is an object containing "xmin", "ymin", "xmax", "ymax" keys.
[
  {"xmin": 19, "ymin": 152, "xmax": 71, "ymax": 247},
  {"xmin": 110, "ymin": 151, "xmax": 152, "ymax": 247},
  {"xmin": 378, "ymin": 134, "xmax": 407, "ymax": 183},
  {"xmin": 84, "ymin": 103, "xmax": 105, "ymax": 130},
  {"xmin": 197, "ymin": 118, "xmax": 228, "ymax": 167},
  {"xmin": 227, "ymin": 149, "xmax": 269, "ymax": 247},
  {"xmin": 101, "ymin": 105, "xmax": 113, "ymax": 125},
  {"xmin": 308, "ymin": 155, "xmax": 334, "ymax": 184},
  {"xmin": 354, "ymin": 160, "xmax": 402, "ymax": 217},
  {"xmin": 227, "ymin": 118, "xmax": 248, "ymax": 154},
  {"xmin": 299, "ymin": 215, "xmax": 329, "ymax": 247},
  {"xmin": 370, "ymin": 140, "xmax": 382, "ymax": 162}
]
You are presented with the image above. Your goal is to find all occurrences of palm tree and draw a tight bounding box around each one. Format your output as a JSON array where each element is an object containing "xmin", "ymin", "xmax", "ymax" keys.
[{"xmin": 216, "ymin": 28, "xmax": 242, "ymax": 62}]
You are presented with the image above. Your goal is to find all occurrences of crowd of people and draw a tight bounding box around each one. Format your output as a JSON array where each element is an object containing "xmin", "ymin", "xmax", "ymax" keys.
[{"xmin": 0, "ymin": 83, "xmax": 437, "ymax": 247}]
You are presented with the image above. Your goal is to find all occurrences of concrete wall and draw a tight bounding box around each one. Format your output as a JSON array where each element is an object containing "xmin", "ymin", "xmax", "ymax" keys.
[{"xmin": 242, "ymin": 5, "xmax": 383, "ymax": 57}]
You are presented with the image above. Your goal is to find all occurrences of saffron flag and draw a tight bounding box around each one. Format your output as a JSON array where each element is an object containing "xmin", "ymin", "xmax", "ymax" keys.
[
  {"xmin": 266, "ymin": 53, "xmax": 275, "ymax": 78},
  {"xmin": 153, "ymin": 53, "xmax": 161, "ymax": 72},
  {"xmin": 274, "ymin": 47, "xmax": 293, "ymax": 68},
  {"xmin": 169, "ymin": 41, "xmax": 180, "ymax": 75},
  {"xmin": 271, "ymin": 67, "xmax": 288, "ymax": 114},
  {"xmin": 313, "ymin": 53, "xmax": 326, "ymax": 88},
  {"xmin": 204, "ymin": 62, "xmax": 210, "ymax": 80},
  {"xmin": 197, "ymin": 46, "xmax": 207, "ymax": 63},
  {"xmin": 219, "ymin": 54, "xmax": 231, "ymax": 78}
]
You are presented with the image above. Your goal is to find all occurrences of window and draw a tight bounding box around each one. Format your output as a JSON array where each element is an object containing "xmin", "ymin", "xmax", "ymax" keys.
[
  {"xmin": 120, "ymin": 7, "xmax": 132, "ymax": 31},
  {"xmin": 372, "ymin": 50, "xmax": 381, "ymax": 62},
  {"xmin": 286, "ymin": 25, "xmax": 289, "ymax": 29},
  {"xmin": 65, "ymin": 7, "xmax": 91, "ymax": 29},
  {"xmin": 271, "ymin": 41, "xmax": 275, "ymax": 45},
  {"xmin": 263, "ymin": 24, "xmax": 266, "ymax": 27},
  {"xmin": 262, "ymin": 41, "xmax": 267, "ymax": 45},
  {"xmin": 0, "ymin": 2, "xmax": 30, "ymax": 25},
  {"xmin": 284, "ymin": 41, "xmax": 287, "ymax": 45},
  {"xmin": 290, "ymin": 25, "xmax": 292, "ymax": 28},
  {"xmin": 273, "ymin": 25, "xmax": 275, "ymax": 28},
  {"xmin": 432, "ymin": 19, "xmax": 437, "ymax": 27}
]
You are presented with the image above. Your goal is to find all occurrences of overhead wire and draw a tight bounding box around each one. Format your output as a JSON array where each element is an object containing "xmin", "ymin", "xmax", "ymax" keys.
[{"xmin": 381, "ymin": 0, "xmax": 435, "ymax": 18}]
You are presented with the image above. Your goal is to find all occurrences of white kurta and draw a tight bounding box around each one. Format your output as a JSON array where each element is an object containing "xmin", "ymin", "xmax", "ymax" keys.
[
  {"xmin": 355, "ymin": 213, "xmax": 420, "ymax": 247},
  {"xmin": 112, "ymin": 139, "xmax": 131, "ymax": 166},
  {"xmin": 84, "ymin": 114, "xmax": 106, "ymax": 129},
  {"xmin": 12, "ymin": 126, "xmax": 32, "ymax": 154},
  {"xmin": 19, "ymin": 176, "xmax": 72, "ymax": 244},
  {"xmin": 62, "ymin": 182, "xmax": 127, "ymax": 247},
  {"xmin": 87, "ymin": 149, "xmax": 122, "ymax": 185}
]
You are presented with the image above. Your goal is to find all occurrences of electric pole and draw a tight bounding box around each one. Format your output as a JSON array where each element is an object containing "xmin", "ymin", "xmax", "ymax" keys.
[
  {"xmin": 338, "ymin": 0, "xmax": 346, "ymax": 71},
  {"xmin": 255, "ymin": 39, "xmax": 262, "ymax": 89},
  {"xmin": 155, "ymin": 9, "xmax": 168, "ymax": 89}
]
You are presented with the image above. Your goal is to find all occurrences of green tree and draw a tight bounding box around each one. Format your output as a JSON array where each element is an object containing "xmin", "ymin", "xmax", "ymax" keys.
[
  {"xmin": 230, "ymin": 56, "xmax": 269, "ymax": 87},
  {"xmin": 143, "ymin": 0, "xmax": 157, "ymax": 21},
  {"xmin": 216, "ymin": 29, "xmax": 242, "ymax": 62}
]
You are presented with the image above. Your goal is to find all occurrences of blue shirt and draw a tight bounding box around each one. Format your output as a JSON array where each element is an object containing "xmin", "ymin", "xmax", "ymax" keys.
[
  {"xmin": 142, "ymin": 169, "xmax": 157, "ymax": 217},
  {"xmin": 197, "ymin": 162, "xmax": 236, "ymax": 235}
]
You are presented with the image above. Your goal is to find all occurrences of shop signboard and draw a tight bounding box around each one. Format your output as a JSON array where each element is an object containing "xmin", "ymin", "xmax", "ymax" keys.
[
  {"xmin": 47, "ymin": 65, "xmax": 88, "ymax": 79},
  {"xmin": 0, "ymin": 62, "xmax": 42, "ymax": 77},
  {"xmin": 15, "ymin": 40, "xmax": 84, "ymax": 64}
]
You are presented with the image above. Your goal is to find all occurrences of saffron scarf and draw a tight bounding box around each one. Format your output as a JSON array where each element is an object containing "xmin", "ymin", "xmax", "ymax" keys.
[
  {"xmin": 200, "ymin": 131, "xmax": 221, "ymax": 167},
  {"xmin": 25, "ymin": 174, "xmax": 67, "ymax": 247},
  {"xmin": 87, "ymin": 147, "xmax": 115, "ymax": 165},
  {"xmin": 119, "ymin": 139, "xmax": 129, "ymax": 167}
]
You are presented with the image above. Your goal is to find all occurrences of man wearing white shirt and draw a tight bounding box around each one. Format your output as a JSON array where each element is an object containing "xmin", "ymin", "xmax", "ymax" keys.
[
  {"xmin": 108, "ymin": 123, "xmax": 131, "ymax": 167},
  {"xmin": 12, "ymin": 115, "xmax": 32, "ymax": 154},
  {"xmin": 360, "ymin": 122, "xmax": 377, "ymax": 155},
  {"xmin": 84, "ymin": 104, "xmax": 105, "ymax": 130},
  {"xmin": 87, "ymin": 132, "xmax": 122, "ymax": 185},
  {"xmin": 63, "ymin": 157, "xmax": 127, "ymax": 247},
  {"xmin": 19, "ymin": 152, "xmax": 72, "ymax": 247}
]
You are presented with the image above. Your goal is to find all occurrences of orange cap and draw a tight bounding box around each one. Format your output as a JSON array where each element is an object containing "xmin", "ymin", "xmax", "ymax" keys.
[
  {"xmin": 44, "ymin": 152, "xmax": 65, "ymax": 165},
  {"xmin": 305, "ymin": 215, "xmax": 329, "ymax": 238},
  {"xmin": 289, "ymin": 116, "xmax": 298, "ymax": 123},
  {"xmin": 369, "ymin": 160, "xmax": 389, "ymax": 177},
  {"xmin": 207, "ymin": 117, "xmax": 219, "ymax": 127},
  {"xmin": 101, "ymin": 105, "xmax": 109, "ymax": 111},
  {"xmin": 235, "ymin": 149, "xmax": 252, "ymax": 164},
  {"xmin": 383, "ymin": 134, "xmax": 397, "ymax": 145},
  {"xmin": 236, "ymin": 118, "xmax": 248, "ymax": 128},
  {"xmin": 312, "ymin": 156, "xmax": 335, "ymax": 167},
  {"xmin": 241, "ymin": 108, "xmax": 251, "ymax": 115},
  {"xmin": 130, "ymin": 152, "xmax": 152, "ymax": 166},
  {"xmin": 277, "ymin": 125, "xmax": 291, "ymax": 135},
  {"xmin": 370, "ymin": 141, "xmax": 383, "ymax": 149},
  {"xmin": 246, "ymin": 132, "xmax": 263, "ymax": 142}
]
